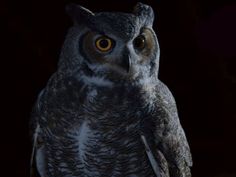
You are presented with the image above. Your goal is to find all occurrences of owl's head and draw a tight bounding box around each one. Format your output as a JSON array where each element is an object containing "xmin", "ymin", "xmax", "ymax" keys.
[{"xmin": 59, "ymin": 3, "xmax": 160, "ymax": 83}]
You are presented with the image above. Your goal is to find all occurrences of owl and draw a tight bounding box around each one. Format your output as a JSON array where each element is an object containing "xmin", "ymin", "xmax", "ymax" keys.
[{"xmin": 30, "ymin": 2, "xmax": 192, "ymax": 177}]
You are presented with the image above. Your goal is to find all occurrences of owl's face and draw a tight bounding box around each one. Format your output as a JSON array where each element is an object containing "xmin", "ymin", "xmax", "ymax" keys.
[{"xmin": 63, "ymin": 3, "xmax": 160, "ymax": 82}]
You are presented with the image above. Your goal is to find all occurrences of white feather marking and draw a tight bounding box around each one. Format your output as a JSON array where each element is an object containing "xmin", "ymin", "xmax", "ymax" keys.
[
  {"xmin": 89, "ymin": 89, "xmax": 97, "ymax": 97},
  {"xmin": 77, "ymin": 121, "xmax": 91, "ymax": 164},
  {"xmin": 81, "ymin": 75, "xmax": 113, "ymax": 87},
  {"xmin": 30, "ymin": 124, "xmax": 40, "ymax": 167},
  {"xmin": 78, "ymin": 6, "xmax": 95, "ymax": 16},
  {"xmin": 36, "ymin": 145, "xmax": 46, "ymax": 177},
  {"xmin": 141, "ymin": 135, "xmax": 161, "ymax": 177},
  {"xmin": 30, "ymin": 124, "xmax": 46, "ymax": 177},
  {"xmin": 87, "ymin": 89, "xmax": 98, "ymax": 102},
  {"xmin": 30, "ymin": 124, "xmax": 40, "ymax": 177}
]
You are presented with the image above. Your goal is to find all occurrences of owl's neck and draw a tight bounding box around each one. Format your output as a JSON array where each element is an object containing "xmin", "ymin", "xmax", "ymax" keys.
[{"xmin": 79, "ymin": 71, "xmax": 158, "ymax": 109}]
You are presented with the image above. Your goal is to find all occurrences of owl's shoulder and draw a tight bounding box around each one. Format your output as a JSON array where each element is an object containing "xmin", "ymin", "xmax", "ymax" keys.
[{"xmin": 154, "ymin": 80, "xmax": 177, "ymax": 110}]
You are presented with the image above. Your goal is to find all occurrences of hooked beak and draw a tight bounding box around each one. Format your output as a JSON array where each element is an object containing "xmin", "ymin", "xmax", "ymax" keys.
[{"xmin": 120, "ymin": 51, "xmax": 131, "ymax": 73}]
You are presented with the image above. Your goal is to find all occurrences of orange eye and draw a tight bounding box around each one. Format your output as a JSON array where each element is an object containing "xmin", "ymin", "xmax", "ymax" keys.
[{"xmin": 95, "ymin": 37, "xmax": 113, "ymax": 52}]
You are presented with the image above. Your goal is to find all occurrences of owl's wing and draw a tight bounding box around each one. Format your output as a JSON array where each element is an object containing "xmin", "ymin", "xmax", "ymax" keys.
[
  {"xmin": 30, "ymin": 90, "xmax": 46, "ymax": 177},
  {"xmin": 30, "ymin": 124, "xmax": 46, "ymax": 177},
  {"xmin": 30, "ymin": 75, "xmax": 88, "ymax": 176},
  {"xmin": 153, "ymin": 81, "xmax": 192, "ymax": 177}
]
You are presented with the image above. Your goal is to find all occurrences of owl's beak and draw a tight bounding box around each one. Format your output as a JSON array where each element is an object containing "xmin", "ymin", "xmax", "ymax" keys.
[{"xmin": 120, "ymin": 54, "xmax": 131, "ymax": 73}]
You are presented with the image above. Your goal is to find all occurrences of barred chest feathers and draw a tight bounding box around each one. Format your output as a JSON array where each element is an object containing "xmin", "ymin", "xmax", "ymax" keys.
[{"xmin": 69, "ymin": 74, "xmax": 158, "ymax": 176}]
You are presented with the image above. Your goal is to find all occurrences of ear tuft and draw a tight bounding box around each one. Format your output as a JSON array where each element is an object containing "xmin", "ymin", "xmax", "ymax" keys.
[
  {"xmin": 66, "ymin": 3, "xmax": 94, "ymax": 24},
  {"xmin": 133, "ymin": 2, "xmax": 154, "ymax": 26}
]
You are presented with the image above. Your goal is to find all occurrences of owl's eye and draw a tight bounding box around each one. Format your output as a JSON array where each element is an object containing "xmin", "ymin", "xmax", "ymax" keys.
[
  {"xmin": 133, "ymin": 35, "xmax": 146, "ymax": 50},
  {"xmin": 95, "ymin": 37, "xmax": 113, "ymax": 52}
]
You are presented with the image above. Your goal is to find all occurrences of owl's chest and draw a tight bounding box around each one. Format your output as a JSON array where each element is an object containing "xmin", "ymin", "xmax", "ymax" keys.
[
  {"xmin": 82, "ymin": 86, "xmax": 144, "ymax": 145},
  {"xmin": 76, "ymin": 118, "xmax": 154, "ymax": 176},
  {"xmin": 75, "ymin": 86, "xmax": 155, "ymax": 176},
  {"xmin": 82, "ymin": 85, "xmax": 153, "ymax": 135},
  {"xmin": 84, "ymin": 85, "xmax": 149, "ymax": 116}
]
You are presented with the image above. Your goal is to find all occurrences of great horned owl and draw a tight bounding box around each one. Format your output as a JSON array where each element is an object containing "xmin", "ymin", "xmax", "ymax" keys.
[{"xmin": 30, "ymin": 3, "xmax": 192, "ymax": 177}]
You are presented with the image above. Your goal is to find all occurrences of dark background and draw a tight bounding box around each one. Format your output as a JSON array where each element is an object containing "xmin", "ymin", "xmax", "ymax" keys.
[{"xmin": 2, "ymin": 0, "xmax": 236, "ymax": 176}]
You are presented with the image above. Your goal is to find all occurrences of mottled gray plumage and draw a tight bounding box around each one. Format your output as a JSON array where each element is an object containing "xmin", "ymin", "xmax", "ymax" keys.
[{"xmin": 30, "ymin": 3, "xmax": 192, "ymax": 177}]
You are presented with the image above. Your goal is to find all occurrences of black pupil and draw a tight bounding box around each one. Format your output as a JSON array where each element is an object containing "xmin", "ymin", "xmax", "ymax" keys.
[
  {"xmin": 99, "ymin": 39, "xmax": 109, "ymax": 48},
  {"xmin": 134, "ymin": 36, "xmax": 145, "ymax": 49}
]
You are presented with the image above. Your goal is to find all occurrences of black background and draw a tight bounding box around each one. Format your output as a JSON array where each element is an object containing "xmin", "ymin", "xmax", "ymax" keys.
[{"xmin": 2, "ymin": 0, "xmax": 236, "ymax": 176}]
